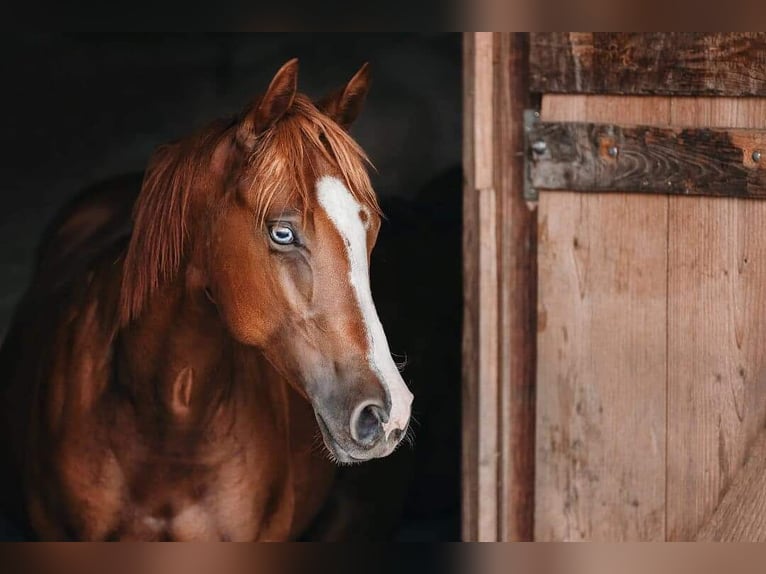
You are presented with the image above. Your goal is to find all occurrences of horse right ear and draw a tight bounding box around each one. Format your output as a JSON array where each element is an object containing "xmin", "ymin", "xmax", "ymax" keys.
[
  {"xmin": 237, "ymin": 58, "xmax": 299, "ymax": 148},
  {"xmin": 318, "ymin": 62, "xmax": 371, "ymax": 130}
]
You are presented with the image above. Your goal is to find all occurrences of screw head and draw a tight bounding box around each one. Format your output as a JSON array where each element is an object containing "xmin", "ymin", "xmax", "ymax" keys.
[
  {"xmin": 607, "ymin": 145, "xmax": 619, "ymax": 158},
  {"xmin": 531, "ymin": 140, "xmax": 547, "ymax": 154},
  {"xmin": 753, "ymin": 150, "xmax": 762, "ymax": 163}
]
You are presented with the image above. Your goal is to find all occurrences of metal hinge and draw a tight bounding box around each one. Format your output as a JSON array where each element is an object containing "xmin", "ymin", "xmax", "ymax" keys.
[{"xmin": 523, "ymin": 108, "xmax": 541, "ymax": 202}]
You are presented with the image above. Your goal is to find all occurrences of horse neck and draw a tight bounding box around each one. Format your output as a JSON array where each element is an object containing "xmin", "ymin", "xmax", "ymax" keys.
[{"xmin": 116, "ymin": 270, "xmax": 267, "ymax": 428}]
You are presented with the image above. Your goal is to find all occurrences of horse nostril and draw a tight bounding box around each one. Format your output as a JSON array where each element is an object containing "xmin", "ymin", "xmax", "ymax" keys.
[
  {"xmin": 352, "ymin": 403, "xmax": 385, "ymax": 447},
  {"xmin": 390, "ymin": 428, "xmax": 404, "ymax": 442}
]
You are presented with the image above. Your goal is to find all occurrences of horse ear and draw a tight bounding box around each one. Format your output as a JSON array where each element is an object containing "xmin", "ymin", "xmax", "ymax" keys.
[
  {"xmin": 318, "ymin": 62, "xmax": 371, "ymax": 130},
  {"xmin": 237, "ymin": 58, "xmax": 299, "ymax": 148}
]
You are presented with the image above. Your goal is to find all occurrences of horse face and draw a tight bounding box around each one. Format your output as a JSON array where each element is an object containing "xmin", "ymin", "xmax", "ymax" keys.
[
  {"xmin": 206, "ymin": 61, "xmax": 412, "ymax": 464},
  {"xmin": 209, "ymin": 172, "xmax": 413, "ymax": 464}
]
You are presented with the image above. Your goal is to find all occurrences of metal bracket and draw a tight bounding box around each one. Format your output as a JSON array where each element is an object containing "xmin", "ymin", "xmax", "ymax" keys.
[{"xmin": 523, "ymin": 108, "xmax": 542, "ymax": 201}]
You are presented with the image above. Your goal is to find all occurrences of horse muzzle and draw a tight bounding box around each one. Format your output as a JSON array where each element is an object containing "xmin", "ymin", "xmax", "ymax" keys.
[{"xmin": 315, "ymin": 397, "xmax": 411, "ymax": 465}]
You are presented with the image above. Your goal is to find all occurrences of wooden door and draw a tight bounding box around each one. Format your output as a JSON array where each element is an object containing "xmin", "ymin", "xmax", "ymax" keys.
[{"xmin": 462, "ymin": 32, "xmax": 766, "ymax": 541}]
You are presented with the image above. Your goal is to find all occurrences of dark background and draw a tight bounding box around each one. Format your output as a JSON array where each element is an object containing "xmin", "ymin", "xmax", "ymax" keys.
[{"xmin": 0, "ymin": 33, "xmax": 462, "ymax": 540}]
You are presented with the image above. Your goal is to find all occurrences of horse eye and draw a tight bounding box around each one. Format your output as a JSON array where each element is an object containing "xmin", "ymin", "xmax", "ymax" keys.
[{"xmin": 269, "ymin": 225, "xmax": 295, "ymax": 246}]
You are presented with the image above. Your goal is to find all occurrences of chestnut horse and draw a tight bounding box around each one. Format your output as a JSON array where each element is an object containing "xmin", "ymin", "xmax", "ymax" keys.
[{"xmin": 0, "ymin": 59, "xmax": 413, "ymax": 541}]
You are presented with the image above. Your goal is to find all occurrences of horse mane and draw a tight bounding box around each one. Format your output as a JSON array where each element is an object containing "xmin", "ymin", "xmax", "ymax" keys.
[
  {"xmin": 119, "ymin": 94, "xmax": 379, "ymax": 326},
  {"xmin": 244, "ymin": 94, "xmax": 379, "ymax": 226}
]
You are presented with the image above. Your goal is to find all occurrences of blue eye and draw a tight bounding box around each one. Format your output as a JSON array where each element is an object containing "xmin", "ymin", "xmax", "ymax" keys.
[{"xmin": 269, "ymin": 225, "xmax": 295, "ymax": 245}]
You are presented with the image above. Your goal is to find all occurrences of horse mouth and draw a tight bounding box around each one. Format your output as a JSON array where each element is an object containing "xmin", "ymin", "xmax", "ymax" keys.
[{"xmin": 314, "ymin": 414, "xmax": 370, "ymax": 466}]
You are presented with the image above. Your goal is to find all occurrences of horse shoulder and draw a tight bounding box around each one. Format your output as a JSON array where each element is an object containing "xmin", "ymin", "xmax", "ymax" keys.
[{"xmin": 27, "ymin": 252, "xmax": 127, "ymax": 540}]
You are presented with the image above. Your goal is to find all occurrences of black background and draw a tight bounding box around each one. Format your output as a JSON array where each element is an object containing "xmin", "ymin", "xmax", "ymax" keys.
[{"xmin": 0, "ymin": 33, "xmax": 462, "ymax": 541}]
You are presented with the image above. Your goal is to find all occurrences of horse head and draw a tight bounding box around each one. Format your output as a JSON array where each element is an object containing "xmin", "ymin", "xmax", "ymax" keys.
[{"xmin": 121, "ymin": 59, "xmax": 413, "ymax": 464}]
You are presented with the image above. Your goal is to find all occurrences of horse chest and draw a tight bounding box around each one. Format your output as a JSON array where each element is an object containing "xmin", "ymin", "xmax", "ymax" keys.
[
  {"xmin": 112, "ymin": 437, "xmax": 293, "ymax": 541},
  {"xmin": 99, "ymin": 411, "xmax": 330, "ymax": 541},
  {"xmin": 122, "ymin": 459, "xmax": 260, "ymax": 541},
  {"xmin": 32, "ymin": 347, "xmax": 333, "ymax": 540}
]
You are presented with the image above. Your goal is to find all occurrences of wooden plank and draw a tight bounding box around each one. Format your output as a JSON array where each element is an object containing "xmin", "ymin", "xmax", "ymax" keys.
[
  {"xmin": 462, "ymin": 32, "xmax": 536, "ymax": 542},
  {"xmin": 473, "ymin": 32, "xmax": 499, "ymax": 544},
  {"xmin": 535, "ymin": 95, "xmax": 669, "ymax": 541},
  {"xmin": 528, "ymin": 122, "xmax": 766, "ymax": 198},
  {"xmin": 476, "ymin": 181, "xmax": 499, "ymax": 543},
  {"xmin": 474, "ymin": 34, "xmax": 494, "ymax": 190},
  {"xmin": 461, "ymin": 31, "xmax": 480, "ymax": 543},
  {"xmin": 696, "ymin": 428, "xmax": 766, "ymax": 541},
  {"xmin": 493, "ymin": 32, "xmax": 536, "ymax": 542},
  {"xmin": 462, "ymin": 31, "xmax": 499, "ymax": 543},
  {"xmin": 530, "ymin": 33, "xmax": 766, "ymax": 97},
  {"xmin": 666, "ymin": 97, "xmax": 766, "ymax": 540}
]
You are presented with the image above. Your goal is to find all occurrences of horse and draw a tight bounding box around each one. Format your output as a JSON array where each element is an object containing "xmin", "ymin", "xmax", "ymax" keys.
[{"xmin": 0, "ymin": 59, "xmax": 414, "ymax": 541}]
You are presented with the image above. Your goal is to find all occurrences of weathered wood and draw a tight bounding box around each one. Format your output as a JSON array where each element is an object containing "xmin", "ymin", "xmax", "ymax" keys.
[
  {"xmin": 461, "ymin": 31, "xmax": 481, "ymax": 543},
  {"xmin": 462, "ymin": 32, "xmax": 536, "ymax": 542},
  {"xmin": 666, "ymin": 97, "xmax": 766, "ymax": 540},
  {"xmin": 494, "ymin": 32, "xmax": 536, "ymax": 542},
  {"xmin": 528, "ymin": 121, "xmax": 766, "ymax": 198},
  {"xmin": 463, "ymin": 31, "xmax": 500, "ymax": 543},
  {"xmin": 535, "ymin": 95, "xmax": 669, "ymax": 541},
  {"xmin": 473, "ymin": 33, "xmax": 499, "ymax": 544},
  {"xmin": 696, "ymin": 429, "xmax": 766, "ymax": 541},
  {"xmin": 530, "ymin": 33, "xmax": 766, "ymax": 96}
]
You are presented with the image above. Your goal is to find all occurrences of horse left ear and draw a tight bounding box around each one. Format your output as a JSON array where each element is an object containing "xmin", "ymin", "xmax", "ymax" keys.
[
  {"xmin": 238, "ymin": 58, "xmax": 299, "ymax": 148},
  {"xmin": 318, "ymin": 62, "xmax": 371, "ymax": 130}
]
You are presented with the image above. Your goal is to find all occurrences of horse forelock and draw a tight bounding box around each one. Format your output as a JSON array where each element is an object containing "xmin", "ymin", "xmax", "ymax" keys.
[
  {"xmin": 119, "ymin": 94, "xmax": 379, "ymax": 327},
  {"xmin": 245, "ymin": 94, "xmax": 380, "ymax": 226}
]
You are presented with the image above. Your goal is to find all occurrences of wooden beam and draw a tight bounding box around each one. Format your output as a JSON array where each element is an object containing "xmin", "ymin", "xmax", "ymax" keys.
[
  {"xmin": 462, "ymin": 32, "xmax": 536, "ymax": 542},
  {"xmin": 696, "ymin": 429, "xmax": 766, "ymax": 541},
  {"xmin": 530, "ymin": 33, "xmax": 766, "ymax": 97},
  {"xmin": 494, "ymin": 32, "xmax": 536, "ymax": 543},
  {"xmin": 462, "ymin": 30, "xmax": 498, "ymax": 544},
  {"xmin": 461, "ymin": 30, "xmax": 482, "ymax": 544},
  {"xmin": 527, "ymin": 122, "xmax": 766, "ymax": 198}
]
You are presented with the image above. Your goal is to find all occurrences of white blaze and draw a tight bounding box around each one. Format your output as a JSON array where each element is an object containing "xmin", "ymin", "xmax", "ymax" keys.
[{"xmin": 316, "ymin": 176, "xmax": 413, "ymax": 438}]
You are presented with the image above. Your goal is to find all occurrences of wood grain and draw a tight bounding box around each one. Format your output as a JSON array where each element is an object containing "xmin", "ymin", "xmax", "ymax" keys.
[
  {"xmin": 696, "ymin": 429, "xmax": 766, "ymax": 541},
  {"xmin": 473, "ymin": 33, "xmax": 499, "ymax": 544},
  {"xmin": 461, "ymin": 31, "xmax": 481, "ymax": 543},
  {"xmin": 528, "ymin": 122, "xmax": 766, "ymax": 198},
  {"xmin": 530, "ymin": 33, "xmax": 766, "ymax": 96},
  {"xmin": 493, "ymin": 32, "xmax": 536, "ymax": 542},
  {"xmin": 666, "ymin": 97, "xmax": 766, "ymax": 540},
  {"xmin": 462, "ymin": 31, "xmax": 501, "ymax": 543},
  {"xmin": 462, "ymin": 33, "xmax": 537, "ymax": 542},
  {"xmin": 535, "ymin": 95, "xmax": 669, "ymax": 541}
]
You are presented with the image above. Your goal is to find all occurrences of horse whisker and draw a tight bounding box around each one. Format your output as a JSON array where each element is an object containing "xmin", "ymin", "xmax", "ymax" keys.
[{"xmin": 404, "ymin": 424, "xmax": 417, "ymax": 450}]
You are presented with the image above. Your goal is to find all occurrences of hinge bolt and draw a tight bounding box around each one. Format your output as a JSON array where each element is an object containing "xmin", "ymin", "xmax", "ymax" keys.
[
  {"xmin": 753, "ymin": 150, "xmax": 762, "ymax": 163},
  {"xmin": 607, "ymin": 146, "xmax": 619, "ymax": 158},
  {"xmin": 531, "ymin": 140, "xmax": 547, "ymax": 154}
]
